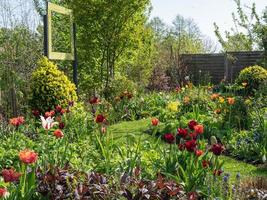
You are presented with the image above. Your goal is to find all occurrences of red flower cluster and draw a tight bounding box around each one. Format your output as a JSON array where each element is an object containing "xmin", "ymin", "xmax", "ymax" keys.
[
  {"xmin": 19, "ymin": 149, "xmax": 38, "ymax": 164},
  {"xmin": 1, "ymin": 168, "xmax": 21, "ymax": 183},
  {"xmin": 210, "ymin": 143, "xmax": 224, "ymax": 156},
  {"xmin": 96, "ymin": 114, "xmax": 106, "ymax": 123},
  {"xmin": 177, "ymin": 121, "xmax": 204, "ymax": 140},
  {"xmin": 176, "ymin": 120, "xmax": 206, "ymax": 158},
  {"xmin": 9, "ymin": 116, "xmax": 25, "ymax": 127},
  {"xmin": 163, "ymin": 133, "xmax": 175, "ymax": 144}
]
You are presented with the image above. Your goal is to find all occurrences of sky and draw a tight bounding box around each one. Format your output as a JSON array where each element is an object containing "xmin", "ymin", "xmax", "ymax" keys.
[{"xmin": 150, "ymin": 0, "xmax": 267, "ymax": 46}]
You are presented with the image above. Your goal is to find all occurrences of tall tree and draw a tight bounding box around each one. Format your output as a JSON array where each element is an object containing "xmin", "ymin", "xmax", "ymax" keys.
[
  {"xmin": 214, "ymin": 0, "xmax": 267, "ymax": 52},
  {"xmin": 65, "ymin": 0, "xmax": 151, "ymax": 92}
]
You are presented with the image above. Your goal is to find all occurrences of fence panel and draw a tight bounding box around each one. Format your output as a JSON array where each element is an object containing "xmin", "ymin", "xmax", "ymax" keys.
[{"xmin": 181, "ymin": 51, "xmax": 264, "ymax": 84}]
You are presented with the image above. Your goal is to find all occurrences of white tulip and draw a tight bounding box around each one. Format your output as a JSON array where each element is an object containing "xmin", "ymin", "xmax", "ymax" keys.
[{"xmin": 40, "ymin": 116, "xmax": 58, "ymax": 130}]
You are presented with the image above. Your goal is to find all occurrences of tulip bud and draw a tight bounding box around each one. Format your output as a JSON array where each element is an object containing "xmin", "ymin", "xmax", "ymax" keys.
[
  {"xmin": 262, "ymin": 154, "xmax": 266, "ymax": 163},
  {"xmin": 210, "ymin": 136, "xmax": 217, "ymax": 145}
]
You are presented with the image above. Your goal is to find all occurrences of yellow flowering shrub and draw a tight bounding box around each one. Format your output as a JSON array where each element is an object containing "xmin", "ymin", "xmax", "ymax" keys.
[
  {"xmin": 235, "ymin": 65, "xmax": 267, "ymax": 94},
  {"xmin": 29, "ymin": 57, "xmax": 77, "ymax": 112}
]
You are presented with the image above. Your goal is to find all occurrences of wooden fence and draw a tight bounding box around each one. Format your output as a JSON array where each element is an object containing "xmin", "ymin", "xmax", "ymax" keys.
[{"xmin": 181, "ymin": 51, "xmax": 265, "ymax": 84}]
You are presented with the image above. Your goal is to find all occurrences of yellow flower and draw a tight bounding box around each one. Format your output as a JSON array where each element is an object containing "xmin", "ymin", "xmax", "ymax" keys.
[
  {"xmin": 219, "ymin": 97, "xmax": 225, "ymax": 103},
  {"xmin": 167, "ymin": 101, "xmax": 180, "ymax": 112}
]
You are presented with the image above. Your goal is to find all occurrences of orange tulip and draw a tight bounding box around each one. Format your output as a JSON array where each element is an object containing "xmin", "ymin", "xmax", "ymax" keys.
[
  {"xmin": 19, "ymin": 149, "xmax": 38, "ymax": 164},
  {"xmin": 54, "ymin": 129, "xmax": 64, "ymax": 138},
  {"xmin": 227, "ymin": 97, "xmax": 235, "ymax": 105},
  {"xmin": 195, "ymin": 150, "xmax": 203, "ymax": 157},
  {"xmin": 194, "ymin": 124, "xmax": 204, "ymax": 134},
  {"xmin": 151, "ymin": 118, "xmax": 159, "ymax": 126},
  {"xmin": 210, "ymin": 93, "xmax": 219, "ymax": 100}
]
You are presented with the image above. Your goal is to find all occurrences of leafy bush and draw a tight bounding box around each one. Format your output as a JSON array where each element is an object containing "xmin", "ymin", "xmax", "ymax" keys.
[
  {"xmin": 235, "ymin": 65, "xmax": 267, "ymax": 95},
  {"xmin": 102, "ymin": 74, "xmax": 137, "ymax": 100},
  {"xmin": 29, "ymin": 57, "xmax": 77, "ymax": 113},
  {"xmin": 228, "ymin": 130, "xmax": 263, "ymax": 163}
]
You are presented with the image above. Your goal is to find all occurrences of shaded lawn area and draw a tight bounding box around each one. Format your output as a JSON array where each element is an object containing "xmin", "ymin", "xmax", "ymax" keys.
[{"xmin": 109, "ymin": 119, "xmax": 267, "ymax": 179}]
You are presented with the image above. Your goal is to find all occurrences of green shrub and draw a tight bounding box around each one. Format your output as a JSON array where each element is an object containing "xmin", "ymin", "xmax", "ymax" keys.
[
  {"xmin": 29, "ymin": 57, "xmax": 77, "ymax": 113},
  {"xmin": 102, "ymin": 74, "xmax": 137, "ymax": 100},
  {"xmin": 235, "ymin": 65, "xmax": 267, "ymax": 95}
]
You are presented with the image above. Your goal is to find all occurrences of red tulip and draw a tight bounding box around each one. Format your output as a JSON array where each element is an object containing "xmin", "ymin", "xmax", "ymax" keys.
[
  {"xmin": 59, "ymin": 122, "xmax": 65, "ymax": 129},
  {"xmin": 185, "ymin": 140, "xmax": 197, "ymax": 152},
  {"xmin": 151, "ymin": 118, "xmax": 159, "ymax": 126},
  {"xmin": 213, "ymin": 169, "xmax": 223, "ymax": 176},
  {"xmin": 19, "ymin": 149, "xmax": 38, "ymax": 164},
  {"xmin": 44, "ymin": 111, "xmax": 55, "ymax": 118},
  {"xmin": 9, "ymin": 116, "xmax": 25, "ymax": 127},
  {"xmin": 60, "ymin": 109, "xmax": 66, "ymax": 115},
  {"xmin": 188, "ymin": 120, "xmax": 198, "ymax": 130},
  {"xmin": 1, "ymin": 169, "xmax": 21, "ymax": 183},
  {"xmin": 163, "ymin": 133, "xmax": 175, "ymax": 144},
  {"xmin": 177, "ymin": 128, "xmax": 188, "ymax": 138},
  {"xmin": 55, "ymin": 105, "xmax": 62, "ymax": 113},
  {"xmin": 96, "ymin": 114, "xmax": 105, "ymax": 123},
  {"xmin": 210, "ymin": 143, "xmax": 224, "ymax": 156},
  {"xmin": 32, "ymin": 109, "xmax": 40, "ymax": 117},
  {"xmin": 89, "ymin": 96, "xmax": 100, "ymax": 104},
  {"xmin": 50, "ymin": 110, "xmax": 55, "ymax": 116}
]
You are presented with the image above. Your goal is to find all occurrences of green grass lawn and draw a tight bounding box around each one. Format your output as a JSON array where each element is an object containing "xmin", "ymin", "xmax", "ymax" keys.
[{"xmin": 109, "ymin": 119, "xmax": 267, "ymax": 180}]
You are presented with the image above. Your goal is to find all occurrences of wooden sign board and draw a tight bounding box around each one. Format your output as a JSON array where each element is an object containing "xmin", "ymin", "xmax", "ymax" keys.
[{"xmin": 47, "ymin": 2, "xmax": 74, "ymax": 60}]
